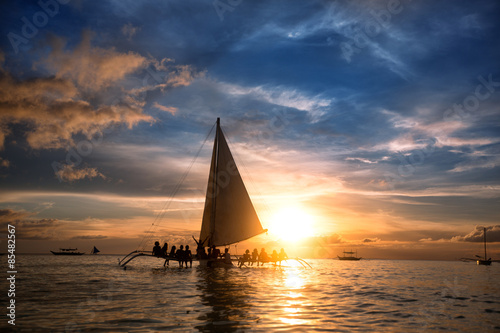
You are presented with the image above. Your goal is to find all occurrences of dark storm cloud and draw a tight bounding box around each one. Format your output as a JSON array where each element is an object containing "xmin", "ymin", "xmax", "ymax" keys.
[
  {"xmin": 0, "ymin": 208, "xmax": 31, "ymax": 223},
  {"xmin": 0, "ymin": 209, "xmax": 59, "ymax": 240}
]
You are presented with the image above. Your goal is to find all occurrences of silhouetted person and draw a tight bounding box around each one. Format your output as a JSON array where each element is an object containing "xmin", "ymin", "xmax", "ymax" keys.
[
  {"xmin": 193, "ymin": 235, "xmax": 209, "ymax": 259},
  {"xmin": 239, "ymin": 249, "xmax": 250, "ymax": 267},
  {"xmin": 271, "ymin": 249, "xmax": 278, "ymax": 263},
  {"xmin": 176, "ymin": 245, "xmax": 185, "ymax": 267},
  {"xmin": 197, "ymin": 246, "xmax": 208, "ymax": 259},
  {"xmin": 152, "ymin": 241, "xmax": 162, "ymax": 257},
  {"xmin": 259, "ymin": 248, "xmax": 269, "ymax": 266},
  {"xmin": 169, "ymin": 245, "xmax": 177, "ymax": 261},
  {"xmin": 223, "ymin": 248, "xmax": 233, "ymax": 265},
  {"xmin": 210, "ymin": 245, "xmax": 221, "ymax": 259},
  {"xmin": 161, "ymin": 242, "xmax": 169, "ymax": 267},
  {"xmin": 161, "ymin": 243, "xmax": 168, "ymax": 257},
  {"xmin": 184, "ymin": 245, "xmax": 192, "ymax": 268},
  {"xmin": 251, "ymin": 248, "xmax": 259, "ymax": 266},
  {"xmin": 278, "ymin": 248, "xmax": 288, "ymax": 266}
]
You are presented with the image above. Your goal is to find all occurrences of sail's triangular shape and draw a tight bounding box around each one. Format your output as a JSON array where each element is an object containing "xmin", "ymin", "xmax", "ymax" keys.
[
  {"xmin": 200, "ymin": 128, "xmax": 218, "ymax": 246},
  {"xmin": 91, "ymin": 246, "xmax": 100, "ymax": 254},
  {"xmin": 200, "ymin": 119, "xmax": 266, "ymax": 247}
]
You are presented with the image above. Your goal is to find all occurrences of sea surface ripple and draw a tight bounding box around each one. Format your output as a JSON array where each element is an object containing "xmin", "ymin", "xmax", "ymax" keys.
[{"xmin": 1, "ymin": 255, "xmax": 499, "ymax": 332}]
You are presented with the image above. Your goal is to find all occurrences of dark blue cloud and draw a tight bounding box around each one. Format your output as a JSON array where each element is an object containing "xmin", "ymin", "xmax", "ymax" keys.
[{"xmin": 1, "ymin": 0, "xmax": 499, "ymax": 242}]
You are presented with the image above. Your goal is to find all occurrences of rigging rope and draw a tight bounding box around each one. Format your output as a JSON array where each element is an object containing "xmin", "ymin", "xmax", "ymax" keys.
[{"xmin": 137, "ymin": 121, "xmax": 216, "ymax": 251}]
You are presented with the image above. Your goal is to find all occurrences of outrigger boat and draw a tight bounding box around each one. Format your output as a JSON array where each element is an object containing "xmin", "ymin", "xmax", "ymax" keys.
[
  {"xmin": 337, "ymin": 250, "xmax": 361, "ymax": 261},
  {"xmin": 51, "ymin": 248, "xmax": 85, "ymax": 255},
  {"xmin": 119, "ymin": 118, "xmax": 310, "ymax": 269}
]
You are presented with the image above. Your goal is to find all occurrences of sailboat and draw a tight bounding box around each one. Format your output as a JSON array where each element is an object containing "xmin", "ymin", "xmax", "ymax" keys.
[
  {"xmin": 90, "ymin": 246, "xmax": 100, "ymax": 255},
  {"xmin": 197, "ymin": 118, "xmax": 267, "ymax": 266},
  {"xmin": 119, "ymin": 118, "xmax": 267, "ymax": 268},
  {"xmin": 477, "ymin": 227, "xmax": 491, "ymax": 266},
  {"xmin": 337, "ymin": 250, "xmax": 361, "ymax": 261}
]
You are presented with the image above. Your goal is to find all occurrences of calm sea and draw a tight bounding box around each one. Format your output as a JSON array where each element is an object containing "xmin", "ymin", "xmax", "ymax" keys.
[{"xmin": 1, "ymin": 255, "xmax": 499, "ymax": 332}]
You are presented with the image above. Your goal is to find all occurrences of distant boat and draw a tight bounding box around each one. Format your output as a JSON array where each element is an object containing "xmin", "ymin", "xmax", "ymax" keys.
[
  {"xmin": 338, "ymin": 250, "xmax": 361, "ymax": 261},
  {"xmin": 50, "ymin": 248, "xmax": 84, "ymax": 255},
  {"xmin": 477, "ymin": 227, "xmax": 491, "ymax": 266},
  {"xmin": 90, "ymin": 246, "xmax": 100, "ymax": 255}
]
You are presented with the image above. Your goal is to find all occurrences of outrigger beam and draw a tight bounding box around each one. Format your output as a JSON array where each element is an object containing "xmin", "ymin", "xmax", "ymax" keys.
[
  {"xmin": 119, "ymin": 250, "xmax": 186, "ymax": 268},
  {"xmin": 119, "ymin": 250, "xmax": 149, "ymax": 267}
]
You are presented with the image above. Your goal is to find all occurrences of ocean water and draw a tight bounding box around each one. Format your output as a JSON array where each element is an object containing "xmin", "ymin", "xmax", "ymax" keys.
[{"xmin": 1, "ymin": 255, "xmax": 499, "ymax": 332}]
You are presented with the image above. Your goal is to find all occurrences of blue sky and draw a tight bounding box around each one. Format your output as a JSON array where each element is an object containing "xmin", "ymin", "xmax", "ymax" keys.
[{"xmin": 0, "ymin": 0, "xmax": 499, "ymax": 258}]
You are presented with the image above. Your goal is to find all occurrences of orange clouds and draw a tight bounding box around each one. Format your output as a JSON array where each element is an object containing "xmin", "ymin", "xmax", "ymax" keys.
[
  {"xmin": 43, "ymin": 31, "xmax": 149, "ymax": 92},
  {"xmin": 54, "ymin": 164, "xmax": 106, "ymax": 182},
  {"xmin": 0, "ymin": 32, "xmax": 204, "ymax": 154},
  {"xmin": 0, "ymin": 31, "xmax": 205, "ymax": 154},
  {"xmin": 0, "ymin": 70, "xmax": 152, "ymax": 149},
  {"xmin": 164, "ymin": 64, "xmax": 201, "ymax": 88}
]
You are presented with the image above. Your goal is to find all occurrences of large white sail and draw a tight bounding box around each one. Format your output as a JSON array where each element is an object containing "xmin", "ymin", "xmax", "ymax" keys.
[{"xmin": 200, "ymin": 119, "xmax": 266, "ymax": 247}]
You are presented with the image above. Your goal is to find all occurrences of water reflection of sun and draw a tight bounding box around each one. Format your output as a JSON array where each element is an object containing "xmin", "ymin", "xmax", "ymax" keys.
[
  {"xmin": 284, "ymin": 270, "xmax": 304, "ymax": 289},
  {"xmin": 279, "ymin": 269, "xmax": 311, "ymax": 326}
]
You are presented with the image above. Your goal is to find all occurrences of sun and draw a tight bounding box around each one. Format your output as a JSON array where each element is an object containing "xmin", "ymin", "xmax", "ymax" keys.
[{"xmin": 267, "ymin": 206, "xmax": 315, "ymax": 242}]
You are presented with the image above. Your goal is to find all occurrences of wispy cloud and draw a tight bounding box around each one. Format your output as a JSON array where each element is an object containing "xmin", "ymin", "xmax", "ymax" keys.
[
  {"xmin": 121, "ymin": 23, "xmax": 140, "ymax": 40},
  {"xmin": 55, "ymin": 164, "xmax": 106, "ymax": 182},
  {"xmin": 152, "ymin": 102, "xmax": 177, "ymax": 115},
  {"xmin": 218, "ymin": 82, "xmax": 331, "ymax": 120}
]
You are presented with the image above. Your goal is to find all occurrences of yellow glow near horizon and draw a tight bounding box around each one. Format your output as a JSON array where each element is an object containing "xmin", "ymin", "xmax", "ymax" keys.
[{"xmin": 267, "ymin": 206, "xmax": 315, "ymax": 241}]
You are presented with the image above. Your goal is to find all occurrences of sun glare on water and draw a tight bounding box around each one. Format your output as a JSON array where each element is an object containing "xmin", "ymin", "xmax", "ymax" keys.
[{"xmin": 268, "ymin": 206, "xmax": 315, "ymax": 242}]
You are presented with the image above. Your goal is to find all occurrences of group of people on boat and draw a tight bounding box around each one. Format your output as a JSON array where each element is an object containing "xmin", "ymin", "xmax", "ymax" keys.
[
  {"xmin": 195, "ymin": 245, "xmax": 233, "ymax": 266},
  {"xmin": 152, "ymin": 241, "xmax": 192, "ymax": 268},
  {"xmin": 153, "ymin": 241, "xmax": 288, "ymax": 268},
  {"xmin": 238, "ymin": 248, "xmax": 288, "ymax": 267}
]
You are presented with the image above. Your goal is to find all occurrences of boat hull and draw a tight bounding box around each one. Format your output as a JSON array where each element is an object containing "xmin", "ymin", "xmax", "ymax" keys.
[
  {"xmin": 477, "ymin": 259, "xmax": 491, "ymax": 265},
  {"xmin": 50, "ymin": 251, "xmax": 84, "ymax": 255},
  {"xmin": 198, "ymin": 259, "xmax": 235, "ymax": 268},
  {"xmin": 338, "ymin": 256, "xmax": 361, "ymax": 261}
]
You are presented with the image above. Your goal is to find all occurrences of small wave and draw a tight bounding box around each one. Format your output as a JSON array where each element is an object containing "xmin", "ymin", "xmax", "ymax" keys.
[
  {"xmin": 356, "ymin": 303, "xmax": 375, "ymax": 308},
  {"xmin": 105, "ymin": 318, "xmax": 164, "ymax": 324}
]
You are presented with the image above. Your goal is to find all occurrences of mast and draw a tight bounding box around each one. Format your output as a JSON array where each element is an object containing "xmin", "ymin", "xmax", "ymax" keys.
[
  {"xmin": 209, "ymin": 118, "xmax": 221, "ymax": 246},
  {"xmin": 483, "ymin": 227, "xmax": 487, "ymax": 260}
]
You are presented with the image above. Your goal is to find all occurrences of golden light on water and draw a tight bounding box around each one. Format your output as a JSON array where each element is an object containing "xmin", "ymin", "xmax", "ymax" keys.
[
  {"xmin": 279, "ymin": 269, "xmax": 310, "ymax": 326},
  {"xmin": 267, "ymin": 206, "xmax": 315, "ymax": 241},
  {"xmin": 284, "ymin": 269, "xmax": 305, "ymax": 289}
]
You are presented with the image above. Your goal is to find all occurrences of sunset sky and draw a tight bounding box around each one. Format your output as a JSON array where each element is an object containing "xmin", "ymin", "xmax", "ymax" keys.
[{"xmin": 1, "ymin": 0, "xmax": 499, "ymax": 259}]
